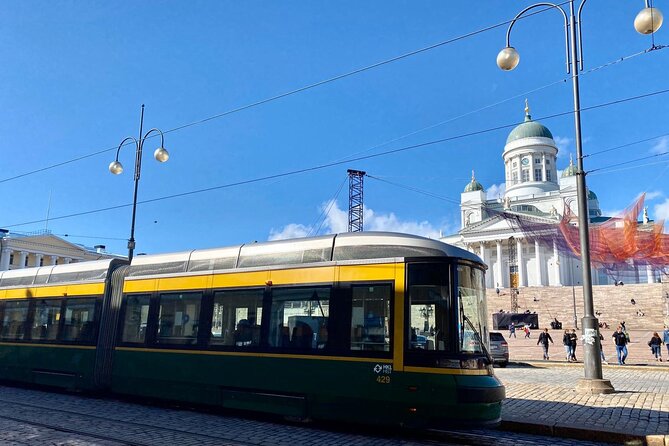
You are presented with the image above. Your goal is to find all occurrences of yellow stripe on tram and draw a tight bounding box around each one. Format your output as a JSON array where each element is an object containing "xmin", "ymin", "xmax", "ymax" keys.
[
  {"xmin": 0, "ymin": 283, "xmax": 105, "ymax": 299},
  {"xmin": 0, "ymin": 342, "xmax": 96, "ymax": 350}
]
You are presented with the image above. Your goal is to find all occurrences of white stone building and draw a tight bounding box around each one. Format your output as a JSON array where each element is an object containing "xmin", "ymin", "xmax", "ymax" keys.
[
  {"xmin": 441, "ymin": 103, "xmax": 659, "ymax": 289},
  {"xmin": 0, "ymin": 230, "xmax": 121, "ymax": 271}
]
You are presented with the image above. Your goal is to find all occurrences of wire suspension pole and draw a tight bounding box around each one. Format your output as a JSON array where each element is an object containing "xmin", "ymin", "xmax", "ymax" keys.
[{"xmin": 347, "ymin": 170, "xmax": 366, "ymax": 232}]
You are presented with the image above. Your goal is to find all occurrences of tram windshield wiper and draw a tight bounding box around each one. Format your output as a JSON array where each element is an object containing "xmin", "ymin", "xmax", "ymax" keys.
[{"xmin": 461, "ymin": 311, "xmax": 493, "ymax": 364}]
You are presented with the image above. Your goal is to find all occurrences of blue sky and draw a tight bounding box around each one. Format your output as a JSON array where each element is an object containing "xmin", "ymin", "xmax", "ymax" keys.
[{"xmin": 0, "ymin": 1, "xmax": 667, "ymax": 255}]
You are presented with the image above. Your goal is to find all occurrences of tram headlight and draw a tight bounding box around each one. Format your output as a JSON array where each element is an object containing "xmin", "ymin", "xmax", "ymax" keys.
[{"xmin": 460, "ymin": 358, "xmax": 490, "ymax": 370}]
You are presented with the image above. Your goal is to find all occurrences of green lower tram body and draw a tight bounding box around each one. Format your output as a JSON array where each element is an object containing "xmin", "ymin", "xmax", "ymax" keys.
[{"xmin": 0, "ymin": 345, "xmax": 503, "ymax": 427}]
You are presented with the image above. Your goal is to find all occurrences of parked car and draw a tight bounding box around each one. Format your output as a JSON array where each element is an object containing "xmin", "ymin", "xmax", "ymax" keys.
[
  {"xmin": 411, "ymin": 334, "xmax": 428, "ymax": 349},
  {"xmin": 489, "ymin": 332, "xmax": 509, "ymax": 367}
]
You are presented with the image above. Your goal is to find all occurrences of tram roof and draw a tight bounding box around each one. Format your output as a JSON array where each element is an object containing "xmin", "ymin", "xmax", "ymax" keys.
[
  {"xmin": 125, "ymin": 232, "xmax": 483, "ymax": 277},
  {"xmin": 0, "ymin": 258, "xmax": 123, "ymax": 288}
]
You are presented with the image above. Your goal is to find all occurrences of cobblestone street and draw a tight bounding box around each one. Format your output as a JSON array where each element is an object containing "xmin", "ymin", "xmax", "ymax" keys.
[
  {"xmin": 496, "ymin": 364, "xmax": 669, "ymax": 441},
  {"xmin": 0, "ymin": 384, "xmax": 614, "ymax": 446}
]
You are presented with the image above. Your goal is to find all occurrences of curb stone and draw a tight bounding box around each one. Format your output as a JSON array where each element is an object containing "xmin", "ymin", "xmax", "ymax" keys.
[{"xmin": 500, "ymin": 419, "xmax": 668, "ymax": 446}]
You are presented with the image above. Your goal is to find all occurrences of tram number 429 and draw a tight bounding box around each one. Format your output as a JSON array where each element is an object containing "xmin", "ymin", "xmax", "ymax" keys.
[{"xmin": 376, "ymin": 375, "xmax": 391, "ymax": 384}]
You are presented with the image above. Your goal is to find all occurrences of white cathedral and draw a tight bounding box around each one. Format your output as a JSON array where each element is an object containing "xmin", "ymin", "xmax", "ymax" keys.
[{"xmin": 441, "ymin": 103, "xmax": 659, "ymax": 289}]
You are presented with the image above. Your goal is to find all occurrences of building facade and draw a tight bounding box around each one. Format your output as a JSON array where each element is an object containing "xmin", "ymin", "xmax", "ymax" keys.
[
  {"xmin": 442, "ymin": 103, "xmax": 659, "ymax": 289},
  {"xmin": 0, "ymin": 230, "xmax": 121, "ymax": 271}
]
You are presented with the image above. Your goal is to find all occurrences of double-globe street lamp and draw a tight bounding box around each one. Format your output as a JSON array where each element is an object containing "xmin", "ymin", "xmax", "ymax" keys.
[
  {"xmin": 109, "ymin": 105, "xmax": 170, "ymax": 262},
  {"xmin": 496, "ymin": 1, "xmax": 663, "ymax": 394}
]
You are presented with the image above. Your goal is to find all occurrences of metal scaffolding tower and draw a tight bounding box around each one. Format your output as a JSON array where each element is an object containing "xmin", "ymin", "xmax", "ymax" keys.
[{"xmin": 347, "ymin": 169, "xmax": 365, "ymax": 232}]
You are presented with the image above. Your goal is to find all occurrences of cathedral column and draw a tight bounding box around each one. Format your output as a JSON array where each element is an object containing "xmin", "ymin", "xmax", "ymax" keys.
[
  {"xmin": 516, "ymin": 157, "xmax": 522, "ymax": 184},
  {"xmin": 17, "ymin": 251, "xmax": 28, "ymax": 269},
  {"xmin": 0, "ymin": 248, "xmax": 11, "ymax": 271},
  {"xmin": 496, "ymin": 240, "xmax": 503, "ymax": 288},
  {"xmin": 552, "ymin": 240, "xmax": 562, "ymax": 286},
  {"xmin": 479, "ymin": 243, "xmax": 490, "ymax": 288},
  {"xmin": 647, "ymin": 265, "xmax": 655, "ymax": 284},
  {"xmin": 517, "ymin": 238, "xmax": 525, "ymax": 287},
  {"xmin": 48, "ymin": 256, "xmax": 57, "ymax": 266},
  {"xmin": 33, "ymin": 254, "xmax": 43, "ymax": 268},
  {"xmin": 541, "ymin": 153, "xmax": 547, "ymax": 181},
  {"xmin": 63, "ymin": 257, "xmax": 72, "ymax": 265},
  {"xmin": 535, "ymin": 239, "xmax": 543, "ymax": 286}
]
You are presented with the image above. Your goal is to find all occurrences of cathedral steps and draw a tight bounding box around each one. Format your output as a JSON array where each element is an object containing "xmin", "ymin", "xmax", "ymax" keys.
[{"xmin": 487, "ymin": 282, "xmax": 668, "ymax": 331}]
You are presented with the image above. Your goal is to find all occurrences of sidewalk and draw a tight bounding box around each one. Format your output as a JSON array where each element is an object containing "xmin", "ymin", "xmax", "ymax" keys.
[{"xmin": 494, "ymin": 362, "xmax": 669, "ymax": 445}]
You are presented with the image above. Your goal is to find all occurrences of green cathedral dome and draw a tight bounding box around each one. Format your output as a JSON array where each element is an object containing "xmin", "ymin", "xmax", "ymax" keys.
[
  {"xmin": 506, "ymin": 102, "xmax": 554, "ymax": 144},
  {"xmin": 561, "ymin": 154, "xmax": 578, "ymax": 178},
  {"xmin": 464, "ymin": 170, "xmax": 484, "ymax": 192}
]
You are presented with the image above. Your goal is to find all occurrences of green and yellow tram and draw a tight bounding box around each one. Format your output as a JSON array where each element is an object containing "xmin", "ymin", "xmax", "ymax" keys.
[{"xmin": 0, "ymin": 232, "xmax": 504, "ymax": 427}]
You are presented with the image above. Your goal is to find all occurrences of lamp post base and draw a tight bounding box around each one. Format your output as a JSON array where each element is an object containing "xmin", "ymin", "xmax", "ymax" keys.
[{"xmin": 576, "ymin": 378, "xmax": 615, "ymax": 394}]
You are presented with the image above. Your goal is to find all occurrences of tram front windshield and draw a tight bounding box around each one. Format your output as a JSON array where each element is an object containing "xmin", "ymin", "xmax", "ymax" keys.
[{"xmin": 457, "ymin": 265, "xmax": 488, "ymax": 354}]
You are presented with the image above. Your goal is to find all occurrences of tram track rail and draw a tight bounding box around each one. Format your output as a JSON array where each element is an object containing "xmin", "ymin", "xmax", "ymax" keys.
[
  {"xmin": 0, "ymin": 390, "xmax": 506, "ymax": 446},
  {"xmin": 0, "ymin": 394, "xmax": 256, "ymax": 446}
]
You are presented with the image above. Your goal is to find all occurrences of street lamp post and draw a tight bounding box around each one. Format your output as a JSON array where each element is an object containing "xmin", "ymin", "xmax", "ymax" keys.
[
  {"xmin": 497, "ymin": 1, "xmax": 662, "ymax": 394},
  {"xmin": 109, "ymin": 105, "xmax": 170, "ymax": 262}
]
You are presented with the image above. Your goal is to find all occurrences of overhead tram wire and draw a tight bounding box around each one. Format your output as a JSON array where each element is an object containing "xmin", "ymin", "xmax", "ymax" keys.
[
  {"xmin": 0, "ymin": 4, "xmax": 571, "ymax": 186},
  {"xmin": 308, "ymin": 174, "xmax": 349, "ymax": 237},
  {"xmin": 584, "ymin": 132, "xmax": 669, "ymax": 158},
  {"xmin": 5, "ymin": 86, "xmax": 669, "ymax": 229},
  {"xmin": 588, "ymin": 149, "xmax": 669, "ymax": 174},
  {"xmin": 332, "ymin": 46, "xmax": 660, "ymax": 164},
  {"xmin": 366, "ymin": 175, "xmax": 461, "ymax": 206}
]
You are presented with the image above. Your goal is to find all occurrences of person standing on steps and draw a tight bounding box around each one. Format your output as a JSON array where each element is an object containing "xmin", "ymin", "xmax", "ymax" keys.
[
  {"xmin": 537, "ymin": 328, "xmax": 553, "ymax": 360},
  {"xmin": 663, "ymin": 325, "xmax": 669, "ymax": 358},
  {"xmin": 569, "ymin": 329, "xmax": 578, "ymax": 362},
  {"xmin": 649, "ymin": 332, "xmax": 663, "ymax": 362},
  {"xmin": 612, "ymin": 325, "xmax": 629, "ymax": 365},
  {"xmin": 562, "ymin": 329, "xmax": 571, "ymax": 361}
]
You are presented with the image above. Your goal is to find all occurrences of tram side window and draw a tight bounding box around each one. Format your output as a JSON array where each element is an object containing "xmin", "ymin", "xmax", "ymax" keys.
[
  {"xmin": 157, "ymin": 292, "xmax": 202, "ymax": 344},
  {"xmin": 1, "ymin": 300, "xmax": 30, "ymax": 340},
  {"xmin": 350, "ymin": 285, "xmax": 391, "ymax": 352},
  {"xmin": 31, "ymin": 299, "xmax": 62, "ymax": 341},
  {"xmin": 121, "ymin": 294, "xmax": 151, "ymax": 343},
  {"xmin": 210, "ymin": 289, "xmax": 264, "ymax": 347},
  {"xmin": 62, "ymin": 298, "xmax": 98, "ymax": 343},
  {"xmin": 407, "ymin": 263, "xmax": 451, "ymax": 352},
  {"xmin": 268, "ymin": 287, "xmax": 330, "ymax": 350}
]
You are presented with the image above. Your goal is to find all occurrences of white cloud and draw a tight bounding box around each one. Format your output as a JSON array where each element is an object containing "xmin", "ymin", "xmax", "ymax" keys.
[
  {"xmin": 601, "ymin": 208, "xmax": 623, "ymax": 218},
  {"xmin": 486, "ymin": 183, "xmax": 506, "ymax": 200},
  {"xmin": 268, "ymin": 223, "xmax": 312, "ymax": 241},
  {"xmin": 654, "ymin": 198, "xmax": 669, "ymax": 221},
  {"xmin": 553, "ymin": 136, "xmax": 572, "ymax": 157},
  {"xmin": 644, "ymin": 190, "xmax": 663, "ymax": 201},
  {"xmin": 650, "ymin": 136, "xmax": 669, "ymax": 155},
  {"xmin": 268, "ymin": 200, "xmax": 441, "ymax": 241}
]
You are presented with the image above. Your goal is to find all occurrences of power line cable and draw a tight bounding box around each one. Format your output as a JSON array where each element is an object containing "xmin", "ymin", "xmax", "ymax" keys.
[
  {"xmin": 5, "ymin": 85, "xmax": 669, "ymax": 229},
  {"xmin": 585, "ymin": 132, "xmax": 669, "ymax": 158},
  {"xmin": 366, "ymin": 175, "xmax": 461, "ymax": 205},
  {"xmin": 588, "ymin": 150, "xmax": 669, "ymax": 174},
  {"xmin": 308, "ymin": 174, "xmax": 348, "ymax": 236},
  {"xmin": 0, "ymin": 4, "xmax": 569, "ymax": 186}
]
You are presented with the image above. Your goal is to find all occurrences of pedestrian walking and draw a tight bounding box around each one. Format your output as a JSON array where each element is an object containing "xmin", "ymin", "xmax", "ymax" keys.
[
  {"xmin": 612, "ymin": 325, "xmax": 628, "ymax": 365},
  {"xmin": 663, "ymin": 325, "xmax": 669, "ymax": 357},
  {"xmin": 524, "ymin": 325, "xmax": 531, "ymax": 338},
  {"xmin": 537, "ymin": 328, "xmax": 553, "ymax": 360},
  {"xmin": 509, "ymin": 322, "xmax": 516, "ymax": 338},
  {"xmin": 648, "ymin": 332, "xmax": 663, "ymax": 361},
  {"xmin": 569, "ymin": 329, "xmax": 578, "ymax": 361},
  {"xmin": 562, "ymin": 329, "xmax": 571, "ymax": 361},
  {"xmin": 599, "ymin": 332, "xmax": 608, "ymax": 364}
]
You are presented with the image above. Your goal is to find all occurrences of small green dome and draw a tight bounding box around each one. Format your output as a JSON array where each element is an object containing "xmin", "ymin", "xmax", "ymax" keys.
[
  {"xmin": 588, "ymin": 190, "xmax": 597, "ymax": 200},
  {"xmin": 561, "ymin": 154, "xmax": 577, "ymax": 178},
  {"xmin": 464, "ymin": 170, "xmax": 484, "ymax": 192},
  {"xmin": 506, "ymin": 102, "xmax": 553, "ymax": 144}
]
